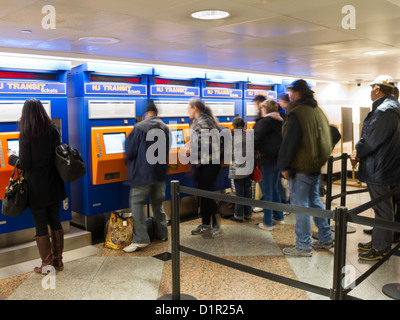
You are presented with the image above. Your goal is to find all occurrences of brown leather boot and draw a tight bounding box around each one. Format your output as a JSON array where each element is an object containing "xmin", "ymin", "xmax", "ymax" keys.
[
  {"xmin": 34, "ymin": 234, "xmax": 54, "ymax": 274},
  {"xmin": 51, "ymin": 229, "xmax": 64, "ymax": 271}
]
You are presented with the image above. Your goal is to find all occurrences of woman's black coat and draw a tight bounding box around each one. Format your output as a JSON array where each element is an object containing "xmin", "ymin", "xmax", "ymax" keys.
[{"xmin": 8, "ymin": 125, "xmax": 66, "ymax": 210}]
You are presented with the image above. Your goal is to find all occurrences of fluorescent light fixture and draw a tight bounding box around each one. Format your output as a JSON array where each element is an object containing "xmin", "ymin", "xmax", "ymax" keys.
[
  {"xmin": 79, "ymin": 37, "xmax": 120, "ymax": 45},
  {"xmin": 191, "ymin": 10, "xmax": 230, "ymax": 20},
  {"xmin": 363, "ymin": 50, "xmax": 387, "ymax": 55},
  {"xmin": 20, "ymin": 30, "xmax": 32, "ymax": 34}
]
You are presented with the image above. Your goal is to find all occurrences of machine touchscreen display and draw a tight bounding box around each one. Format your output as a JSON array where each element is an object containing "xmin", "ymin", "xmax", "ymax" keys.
[
  {"xmin": 170, "ymin": 130, "xmax": 185, "ymax": 149},
  {"xmin": 7, "ymin": 139, "xmax": 19, "ymax": 156},
  {"xmin": 103, "ymin": 133, "xmax": 126, "ymax": 154}
]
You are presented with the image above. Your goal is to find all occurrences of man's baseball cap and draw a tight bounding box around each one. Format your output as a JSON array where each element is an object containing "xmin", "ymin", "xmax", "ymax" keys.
[{"xmin": 368, "ymin": 75, "xmax": 395, "ymax": 88}]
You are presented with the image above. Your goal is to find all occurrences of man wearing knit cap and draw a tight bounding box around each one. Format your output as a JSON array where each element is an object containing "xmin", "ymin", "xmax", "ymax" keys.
[
  {"xmin": 278, "ymin": 79, "xmax": 333, "ymax": 257},
  {"xmin": 352, "ymin": 75, "xmax": 400, "ymax": 260},
  {"xmin": 124, "ymin": 100, "xmax": 170, "ymax": 252}
]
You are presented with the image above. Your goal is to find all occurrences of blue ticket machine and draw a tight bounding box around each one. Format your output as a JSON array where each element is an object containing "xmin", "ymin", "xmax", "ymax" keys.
[
  {"xmin": 67, "ymin": 63, "xmax": 152, "ymax": 242},
  {"xmin": 0, "ymin": 58, "xmax": 72, "ymax": 247},
  {"xmin": 243, "ymin": 75, "xmax": 281, "ymax": 129}
]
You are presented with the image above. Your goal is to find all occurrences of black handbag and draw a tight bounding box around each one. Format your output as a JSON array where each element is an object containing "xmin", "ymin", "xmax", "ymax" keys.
[
  {"xmin": 55, "ymin": 142, "xmax": 86, "ymax": 183},
  {"xmin": 2, "ymin": 161, "xmax": 28, "ymax": 217}
]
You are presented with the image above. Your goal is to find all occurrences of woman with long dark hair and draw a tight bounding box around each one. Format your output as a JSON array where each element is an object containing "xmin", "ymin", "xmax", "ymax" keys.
[
  {"xmin": 187, "ymin": 99, "xmax": 222, "ymax": 238},
  {"xmin": 7, "ymin": 98, "xmax": 67, "ymax": 273}
]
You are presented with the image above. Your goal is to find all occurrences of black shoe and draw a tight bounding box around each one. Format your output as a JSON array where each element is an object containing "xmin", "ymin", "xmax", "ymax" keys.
[
  {"xmin": 358, "ymin": 248, "xmax": 390, "ymax": 261},
  {"xmin": 230, "ymin": 216, "xmax": 244, "ymax": 223},
  {"xmin": 358, "ymin": 241, "xmax": 372, "ymax": 251},
  {"xmin": 363, "ymin": 228, "xmax": 373, "ymax": 235}
]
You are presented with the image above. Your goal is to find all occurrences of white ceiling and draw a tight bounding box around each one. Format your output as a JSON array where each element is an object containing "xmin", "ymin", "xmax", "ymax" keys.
[{"xmin": 1, "ymin": 0, "xmax": 400, "ymax": 83}]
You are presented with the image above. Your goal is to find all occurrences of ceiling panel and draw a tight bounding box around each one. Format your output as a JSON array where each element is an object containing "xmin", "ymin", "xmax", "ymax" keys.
[{"xmin": 0, "ymin": 0, "xmax": 399, "ymax": 83}]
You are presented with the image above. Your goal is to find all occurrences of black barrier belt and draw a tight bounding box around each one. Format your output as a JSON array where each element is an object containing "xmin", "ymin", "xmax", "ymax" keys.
[
  {"xmin": 344, "ymin": 241, "xmax": 400, "ymax": 296},
  {"xmin": 348, "ymin": 214, "xmax": 400, "ymax": 233},
  {"xmin": 179, "ymin": 245, "xmax": 332, "ymax": 298},
  {"xmin": 332, "ymin": 155, "xmax": 346, "ymax": 162},
  {"xmin": 330, "ymin": 189, "xmax": 368, "ymax": 201},
  {"xmin": 349, "ymin": 185, "xmax": 400, "ymax": 215},
  {"xmin": 179, "ymin": 185, "xmax": 334, "ymax": 220}
]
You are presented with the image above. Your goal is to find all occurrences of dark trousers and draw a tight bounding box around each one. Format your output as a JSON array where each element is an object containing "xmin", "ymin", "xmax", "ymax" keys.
[
  {"xmin": 31, "ymin": 202, "xmax": 62, "ymax": 236},
  {"xmin": 368, "ymin": 184, "xmax": 394, "ymax": 251},
  {"xmin": 233, "ymin": 177, "xmax": 252, "ymax": 219},
  {"xmin": 196, "ymin": 164, "xmax": 221, "ymax": 225}
]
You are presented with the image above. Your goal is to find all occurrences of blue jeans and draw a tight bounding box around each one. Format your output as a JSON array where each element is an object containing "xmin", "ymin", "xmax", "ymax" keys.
[
  {"xmin": 130, "ymin": 181, "xmax": 168, "ymax": 244},
  {"xmin": 234, "ymin": 177, "xmax": 252, "ymax": 219},
  {"xmin": 260, "ymin": 164, "xmax": 283, "ymax": 226},
  {"xmin": 289, "ymin": 173, "xmax": 332, "ymax": 250}
]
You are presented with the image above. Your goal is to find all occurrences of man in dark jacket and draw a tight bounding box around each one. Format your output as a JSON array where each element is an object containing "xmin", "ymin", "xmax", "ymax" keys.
[
  {"xmin": 351, "ymin": 75, "xmax": 400, "ymax": 260},
  {"xmin": 123, "ymin": 101, "xmax": 170, "ymax": 252},
  {"xmin": 278, "ymin": 79, "xmax": 333, "ymax": 257}
]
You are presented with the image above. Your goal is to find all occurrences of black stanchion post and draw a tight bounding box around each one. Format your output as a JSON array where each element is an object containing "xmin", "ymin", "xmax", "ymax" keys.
[
  {"xmin": 326, "ymin": 156, "xmax": 333, "ymax": 211},
  {"xmin": 341, "ymin": 154, "xmax": 348, "ymax": 207},
  {"xmin": 171, "ymin": 180, "xmax": 181, "ymax": 300},
  {"xmin": 158, "ymin": 180, "xmax": 196, "ymax": 301},
  {"xmin": 331, "ymin": 206, "xmax": 348, "ymax": 300}
]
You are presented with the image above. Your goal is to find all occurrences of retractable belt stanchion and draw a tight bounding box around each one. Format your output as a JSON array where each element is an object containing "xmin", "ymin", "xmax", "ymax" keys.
[
  {"xmin": 158, "ymin": 180, "xmax": 196, "ymax": 301},
  {"xmin": 331, "ymin": 207, "xmax": 349, "ymax": 300}
]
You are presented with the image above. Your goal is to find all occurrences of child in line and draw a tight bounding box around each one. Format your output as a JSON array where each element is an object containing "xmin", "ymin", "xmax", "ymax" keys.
[{"xmin": 228, "ymin": 117, "xmax": 252, "ymax": 222}]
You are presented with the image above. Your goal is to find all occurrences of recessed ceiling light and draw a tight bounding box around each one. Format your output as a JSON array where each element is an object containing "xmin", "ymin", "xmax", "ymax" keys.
[
  {"xmin": 191, "ymin": 10, "xmax": 230, "ymax": 20},
  {"xmin": 79, "ymin": 37, "xmax": 120, "ymax": 45},
  {"xmin": 20, "ymin": 30, "xmax": 32, "ymax": 34},
  {"xmin": 363, "ymin": 50, "xmax": 387, "ymax": 55}
]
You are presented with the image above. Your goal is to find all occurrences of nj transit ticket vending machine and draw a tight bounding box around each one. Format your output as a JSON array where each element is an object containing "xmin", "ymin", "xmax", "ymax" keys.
[
  {"xmin": 244, "ymin": 75, "xmax": 281, "ymax": 130},
  {"xmin": 67, "ymin": 63, "xmax": 151, "ymax": 241},
  {"xmin": 0, "ymin": 58, "xmax": 72, "ymax": 246},
  {"xmin": 149, "ymin": 67, "xmax": 205, "ymax": 218}
]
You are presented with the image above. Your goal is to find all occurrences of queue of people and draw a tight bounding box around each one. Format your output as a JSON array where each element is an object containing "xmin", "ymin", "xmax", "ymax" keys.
[{"xmin": 7, "ymin": 76, "xmax": 400, "ymax": 275}]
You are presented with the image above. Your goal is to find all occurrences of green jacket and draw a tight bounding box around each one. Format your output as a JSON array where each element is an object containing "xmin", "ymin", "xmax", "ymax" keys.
[{"xmin": 283, "ymin": 101, "xmax": 332, "ymax": 174}]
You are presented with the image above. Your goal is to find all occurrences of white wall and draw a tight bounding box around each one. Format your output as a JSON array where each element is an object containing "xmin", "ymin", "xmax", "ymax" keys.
[{"xmin": 314, "ymin": 82, "xmax": 372, "ymax": 145}]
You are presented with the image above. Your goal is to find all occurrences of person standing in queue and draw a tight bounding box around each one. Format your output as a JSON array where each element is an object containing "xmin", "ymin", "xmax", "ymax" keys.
[
  {"xmin": 123, "ymin": 100, "xmax": 170, "ymax": 252},
  {"xmin": 8, "ymin": 98, "xmax": 67, "ymax": 274},
  {"xmin": 253, "ymin": 94, "xmax": 266, "ymax": 120},
  {"xmin": 187, "ymin": 99, "xmax": 222, "ymax": 238},
  {"xmin": 278, "ymin": 80, "xmax": 333, "ymax": 257},
  {"xmin": 254, "ymin": 100, "xmax": 284, "ymax": 230},
  {"xmin": 229, "ymin": 117, "xmax": 253, "ymax": 222},
  {"xmin": 351, "ymin": 75, "xmax": 400, "ymax": 260}
]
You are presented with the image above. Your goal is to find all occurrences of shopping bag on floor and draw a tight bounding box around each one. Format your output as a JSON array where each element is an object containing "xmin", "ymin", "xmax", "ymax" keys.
[{"xmin": 104, "ymin": 212, "xmax": 133, "ymax": 250}]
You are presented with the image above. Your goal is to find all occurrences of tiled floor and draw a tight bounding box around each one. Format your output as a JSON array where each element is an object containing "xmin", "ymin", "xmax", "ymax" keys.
[{"xmin": 1, "ymin": 185, "xmax": 399, "ymax": 300}]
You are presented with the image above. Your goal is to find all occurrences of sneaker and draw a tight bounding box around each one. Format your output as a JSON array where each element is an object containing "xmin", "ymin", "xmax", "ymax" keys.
[
  {"xmin": 273, "ymin": 219, "xmax": 285, "ymax": 225},
  {"xmin": 258, "ymin": 223, "xmax": 273, "ymax": 231},
  {"xmin": 244, "ymin": 215, "xmax": 252, "ymax": 221},
  {"xmin": 191, "ymin": 224, "xmax": 211, "ymax": 235},
  {"xmin": 312, "ymin": 240, "xmax": 334, "ymax": 250},
  {"xmin": 123, "ymin": 243, "xmax": 149, "ymax": 253},
  {"xmin": 202, "ymin": 226, "xmax": 223, "ymax": 238},
  {"xmin": 358, "ymin": 241, "xmax": 372, "ymax": 252},
  {"xmin": 253, "ymin": 207, "xmax": 263, "ymax": 213},
  {"xmin": 283, "ymin": 246, "xmax": 313, "ymax": 257},
  {"xmin": 358, "ymin": 248, "xmax": 390, "ymax": 261}
]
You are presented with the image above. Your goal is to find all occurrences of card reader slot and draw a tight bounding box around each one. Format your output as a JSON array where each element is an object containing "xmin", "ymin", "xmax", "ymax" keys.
[
  {"xmin": 0, "ymin": 140, "xmax": 4, "ymax": 168},
  {"xmin": 97, "ymin": 133, "xmax": 102, "ymax": 157}
]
